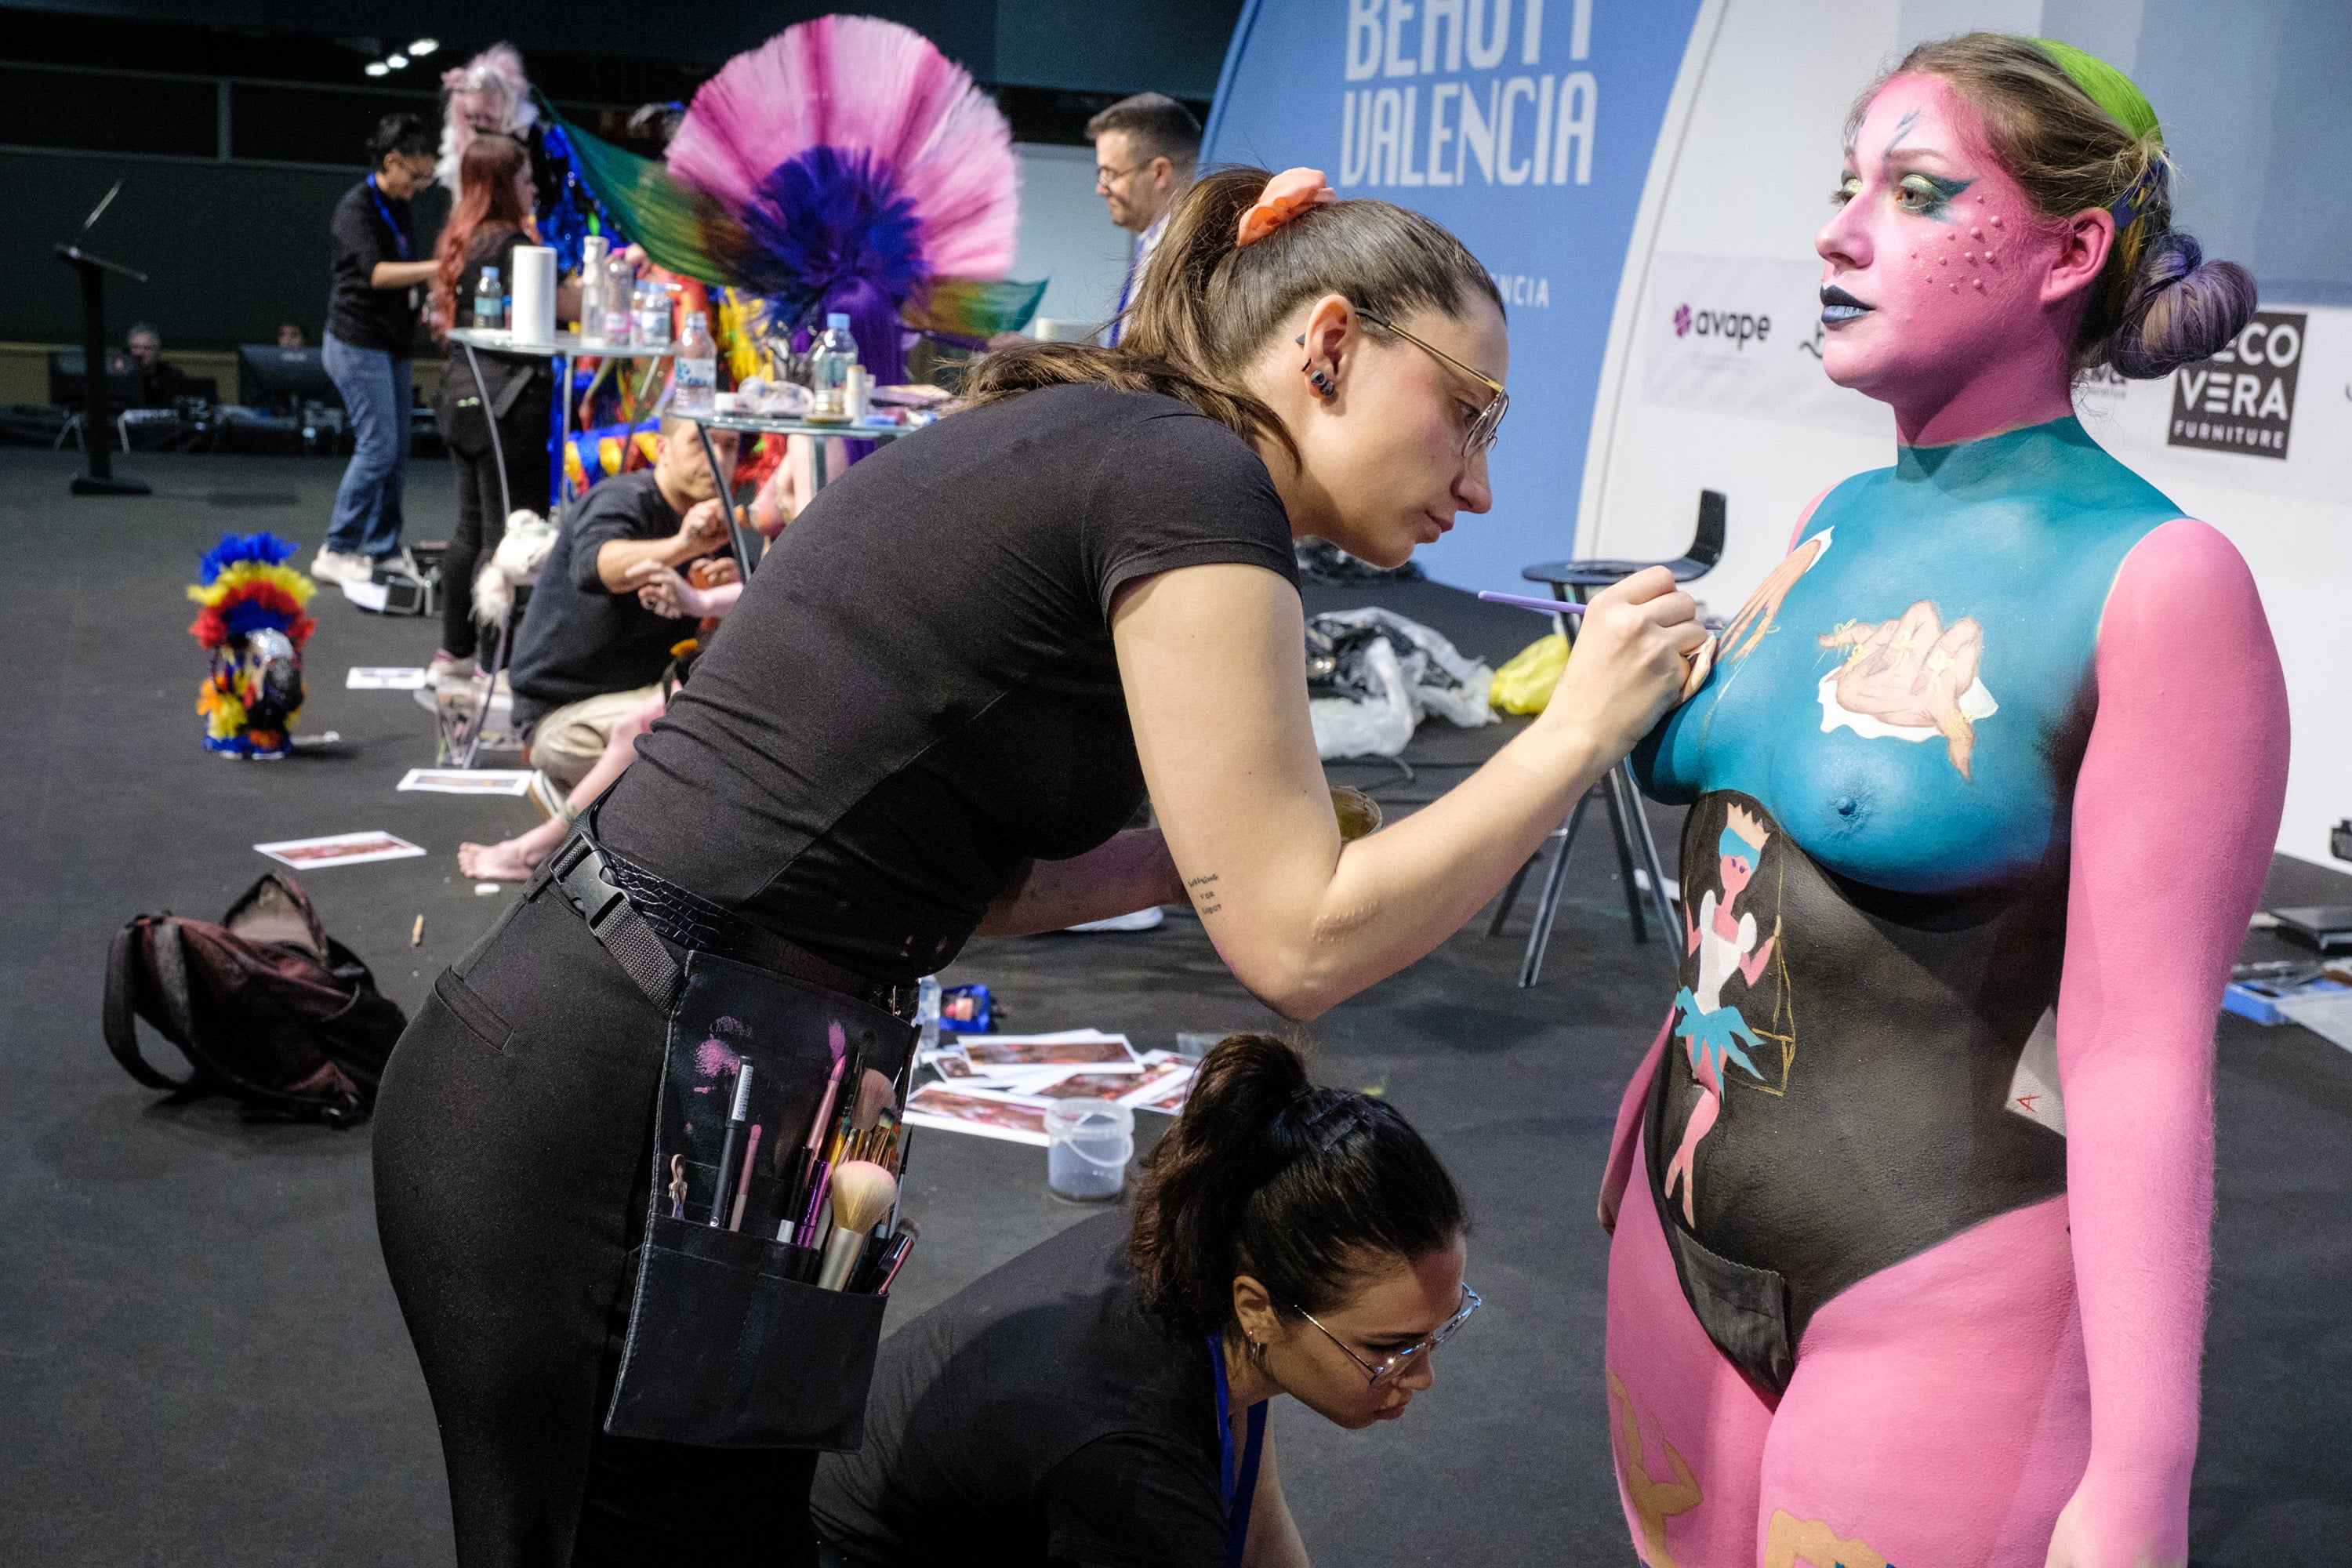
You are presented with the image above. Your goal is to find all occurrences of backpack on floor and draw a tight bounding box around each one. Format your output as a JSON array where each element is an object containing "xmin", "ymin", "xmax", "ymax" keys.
[{"xmin": 102, "ymin": 873, "xmax": 407, "ymax": 1126}]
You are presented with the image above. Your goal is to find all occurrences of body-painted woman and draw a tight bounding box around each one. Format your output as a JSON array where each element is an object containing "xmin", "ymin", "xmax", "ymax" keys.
[{"xmin": 1595, "ymin": 36, "xmax": 2286, "ymax": 1568}]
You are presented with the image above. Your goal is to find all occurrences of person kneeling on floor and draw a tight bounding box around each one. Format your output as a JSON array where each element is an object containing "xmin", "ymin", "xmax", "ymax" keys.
[
  {"xmin": 811, "ymin": 1032, "xmax": 1479, "ymax": 1568},
  {"xmin": 507, "ymin": 417, "xmax": 739, "ymax": 790}
]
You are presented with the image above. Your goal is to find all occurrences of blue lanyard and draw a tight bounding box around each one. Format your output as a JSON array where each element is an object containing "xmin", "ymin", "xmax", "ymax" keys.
[
  {"xmin": 1207, "ymin": 1334, "xmax": 1267, "ymax": 1568},
  {"xmin": 365, "ymin": 174, "xmax": 411, "ymax": 261}
]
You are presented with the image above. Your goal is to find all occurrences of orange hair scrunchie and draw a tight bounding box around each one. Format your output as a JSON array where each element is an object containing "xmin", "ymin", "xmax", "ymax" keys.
[{"xmin": 1236, "ymin": 168, "xmax": 1338, "ymax": 247}]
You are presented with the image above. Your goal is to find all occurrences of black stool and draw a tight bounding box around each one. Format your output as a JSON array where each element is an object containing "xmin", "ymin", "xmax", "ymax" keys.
[{"xmin": 1490, "ymin": 490, "xmax": 1724, "ymax": 985}]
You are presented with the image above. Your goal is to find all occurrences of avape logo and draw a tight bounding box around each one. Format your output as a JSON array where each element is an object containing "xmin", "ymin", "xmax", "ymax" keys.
[
  {"xmin": 1671, "ymin": 302, "xmax": 1770, "ymax": 348},
  {"xmin": 2169, "ymin": 311, "xmax": 2303, "ymax": 459}
]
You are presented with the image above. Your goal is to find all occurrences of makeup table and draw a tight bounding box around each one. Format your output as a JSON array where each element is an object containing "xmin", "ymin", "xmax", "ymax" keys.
[{"xmin": 683, "ymin": 403, "xmax": 917, "ymax": 573}]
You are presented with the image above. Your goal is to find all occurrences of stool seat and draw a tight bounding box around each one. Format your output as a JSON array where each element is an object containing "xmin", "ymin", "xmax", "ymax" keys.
[{"xmin": 1521, "ymin": 489, "xmax": 1725, "ymax": 595}]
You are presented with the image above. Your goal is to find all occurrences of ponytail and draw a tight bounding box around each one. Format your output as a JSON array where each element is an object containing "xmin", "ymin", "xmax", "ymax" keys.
[
  {"xmin": 1127, "ymin": 1033, "xmax": 1464, "ymax": 1334},
  {"xmin": 967, "ymin": 166, "xmax": 1501, "ymax": 463}
]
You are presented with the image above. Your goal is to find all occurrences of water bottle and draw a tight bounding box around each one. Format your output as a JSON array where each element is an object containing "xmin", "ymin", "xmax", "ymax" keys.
[
  {"xmin": 579, "ymin": 234, "xmax": 608, "ymax": 339},
  {"xmin": 916, "ymin": 975, "xmax": 942, "ymax": 1054},
  {"xmin": 603, "ymin": 253, "xmax": 636, "ymax": 344},
  {"xmin": 474, "ymin": 266, "xmax": 504, "ymax": 331},
  {"xmin": 673, "ymin": 310, "xmax": 717, "ymax": 416},
  {"xmin": 809, "ymin": 311, "xmax": 859, "ymax": 421},
  {"xmin": 634, "ymin": 281, "xmax": 673, "ymax": 349}
]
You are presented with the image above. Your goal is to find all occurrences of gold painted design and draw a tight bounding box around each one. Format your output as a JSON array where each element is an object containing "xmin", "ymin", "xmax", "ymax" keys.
[
  {"xmin": 1608, "ymin": 1367, "xmax": 1703, "ymax": 1566},
  {"xmin": 1764, "ymin": 1508, "xmax": 1894, "ymax": 1568}
]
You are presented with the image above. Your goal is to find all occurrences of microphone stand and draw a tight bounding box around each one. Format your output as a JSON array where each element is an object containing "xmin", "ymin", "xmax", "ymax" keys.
[{"xmin": 55, "ymin": 189, "xmax": 151, "ymax": 495}]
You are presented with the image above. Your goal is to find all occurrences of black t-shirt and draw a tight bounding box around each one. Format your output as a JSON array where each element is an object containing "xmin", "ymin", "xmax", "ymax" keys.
[
  {"xmin": 811, "ymin": 1212, "xmax": 1229, "ymax": 1568},
  {"xmin": 326, "ymin": 179, "xmax": 419, "ymax": 356},
  {"xmin": 597, "ymin": 383, "xmax": 1297, "ymax": 982},
  {"xmin": 509, "ymin": 470, "xmax": 723, "ymax": 727},
  {"xmin": 437, "ymin": 223, "xmax": 549, "ymax": 432}
]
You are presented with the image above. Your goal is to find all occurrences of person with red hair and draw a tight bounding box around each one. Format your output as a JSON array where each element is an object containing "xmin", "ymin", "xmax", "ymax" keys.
[{"xmin": 428, "ymin": 132, "xmax": 583, "ymax": 684}]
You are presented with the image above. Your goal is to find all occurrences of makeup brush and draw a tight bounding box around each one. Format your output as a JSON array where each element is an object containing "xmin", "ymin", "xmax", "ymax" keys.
[
  {"xmin": 1477, "ymin": 591, "xmax": 1588, "ymax": 617},
  {"xmin": 707, "ymin": 1062, "xmax": 755, "ymax": 1227},
  {"xmin": 852, "ymin": 1067, "xmax": 896, "ymax": 1131},
  {"xmin": 782, "ymin": 1054, "xmax": 847, "ymax": 1236},
  {"xmin": 816, "ymin": 1161, "xmax": 898, "ymax": 1290}
]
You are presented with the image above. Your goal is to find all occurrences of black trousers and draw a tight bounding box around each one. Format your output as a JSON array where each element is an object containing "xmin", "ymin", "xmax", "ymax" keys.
[
  {"xmin": 439, "ymin": 384, "xmax": 552, "ymax": 662},
  {"xmin": 373, "ymin": 884, "xmax": 821, "ymax": 1567}
]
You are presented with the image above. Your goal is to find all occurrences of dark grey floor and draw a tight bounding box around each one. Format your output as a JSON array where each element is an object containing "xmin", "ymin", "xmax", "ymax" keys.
[{"xmin": 2, "ymin": 445, "xmax": 2347, "ymax": 1565}]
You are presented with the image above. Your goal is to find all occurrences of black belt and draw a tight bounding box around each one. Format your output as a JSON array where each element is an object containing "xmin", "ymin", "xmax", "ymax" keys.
[{"xmin": 532, "ymin": 828, "xmax": 916, "ymax": 1018}]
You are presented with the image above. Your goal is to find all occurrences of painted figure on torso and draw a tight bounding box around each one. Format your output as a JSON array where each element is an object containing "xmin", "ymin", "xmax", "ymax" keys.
[{"xmin": 1592, "ymin": 37, "xmax": 2288, "ymax": 1568}]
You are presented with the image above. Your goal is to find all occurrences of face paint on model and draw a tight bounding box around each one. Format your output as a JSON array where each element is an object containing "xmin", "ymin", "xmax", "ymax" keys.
[{"xmin": 1812, "ymin": 73, "xmax": 2108, "ymax": 447}]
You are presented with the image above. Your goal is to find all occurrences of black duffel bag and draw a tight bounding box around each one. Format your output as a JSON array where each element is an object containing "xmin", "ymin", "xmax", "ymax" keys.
[{"xmin": 103, "ymin": 873, "xmax": 407, "ymax": 1125}]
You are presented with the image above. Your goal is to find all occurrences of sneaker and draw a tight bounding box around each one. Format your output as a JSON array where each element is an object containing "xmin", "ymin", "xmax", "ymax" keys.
[
  {"xmin": 311, "ymin": 547, "xmax": 372, "ymax": 583},
  {"xmin": 426, "ymin": 651, "xmax": 476, "ymax": 684},
  {"xmin": 1064, "ymin": 907, "xmax": 1167, "ymax": 935}
]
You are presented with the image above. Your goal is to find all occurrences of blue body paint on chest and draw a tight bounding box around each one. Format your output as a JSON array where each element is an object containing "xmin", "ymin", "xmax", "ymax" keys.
[{"xmin": 1635, "ymin": 417, "xmax": 2184, "ymax": 895}]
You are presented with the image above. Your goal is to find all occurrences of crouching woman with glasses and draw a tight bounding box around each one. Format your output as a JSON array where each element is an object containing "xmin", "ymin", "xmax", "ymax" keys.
[{"xmin": 811, "ymin": 1033, "xmax": 1477, "ymax": 1568}]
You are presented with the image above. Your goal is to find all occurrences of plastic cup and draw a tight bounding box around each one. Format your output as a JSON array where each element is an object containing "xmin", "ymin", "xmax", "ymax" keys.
[{"xmin": 1044, "ymin": 1098, "xmax": 1134, "ymax": 1202}]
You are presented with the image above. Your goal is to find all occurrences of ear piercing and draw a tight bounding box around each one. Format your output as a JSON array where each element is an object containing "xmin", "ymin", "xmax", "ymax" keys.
[{"xmin": 1296, "ymin": 335, "xmax": 1337, "ymax": 398}]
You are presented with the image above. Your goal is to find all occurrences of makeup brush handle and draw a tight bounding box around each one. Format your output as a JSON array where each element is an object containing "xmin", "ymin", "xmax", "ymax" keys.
[
  {"xmin": 1477, "ymin": 591, "xmax": 1587, "ymax": 617},
  {"xmin": 815, "ymin": 1224, "xmax": 867, "ymax": 1290}
]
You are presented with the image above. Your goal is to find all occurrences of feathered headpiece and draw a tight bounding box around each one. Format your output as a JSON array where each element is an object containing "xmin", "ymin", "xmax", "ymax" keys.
[
  {"xmin": 187, "ymin": 534, "xmax": 314, "ymax": 757},
  {"xmin": 436, "ymin": 45, "xmax": 539, "ymax": 194},
  {"xmin": 187, "ymin": 533, "xmax": 315, "ymax": 652},
  {"xmin": 549, "ymin": 16, "xmax": 1044, "ymax": 376}
]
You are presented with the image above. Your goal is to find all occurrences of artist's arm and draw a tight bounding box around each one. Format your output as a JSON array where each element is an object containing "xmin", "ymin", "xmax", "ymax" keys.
[
  {"xmin": 2048, "ymin": 520, "xmax": 2287, "ymax": 1568},
  {"xmin": 626, "ymin": 561, "xmax": 743, "ymax": 620},
  {"xmin": 593, "ymin": 498, "xmax": 731, "ymax": 590},
  {"xmin": 1240, "ymin": 1424, "xmax": 1311, "ymax": 1568},
  {"xmin": 369, "ymin": 259, "xmax": 439, "ymax": 289},
  {"xmin": 973, "ymin": 830, "xmax": 1185, "ymax": 937},
  {"xmin": 1118, "ymin": 564, "xmax": 1700, "ymax": 1020}
]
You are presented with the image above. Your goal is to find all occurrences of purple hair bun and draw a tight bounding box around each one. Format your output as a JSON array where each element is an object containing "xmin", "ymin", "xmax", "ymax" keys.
[{"xmin": 2111, "ymin": 230, "xmax": 2258, "ymax": 379}]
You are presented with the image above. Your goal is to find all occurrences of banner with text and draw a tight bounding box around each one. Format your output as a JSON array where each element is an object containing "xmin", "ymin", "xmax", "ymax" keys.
[{"xmin": 1205, "ymin": 0, "xmax": 1708, "ymax": 589}]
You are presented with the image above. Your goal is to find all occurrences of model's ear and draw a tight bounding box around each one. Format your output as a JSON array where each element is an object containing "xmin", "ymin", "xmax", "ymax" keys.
[{"xmin": 2042, "ymin": 207, "xmax": 2115, "ymax": 309}]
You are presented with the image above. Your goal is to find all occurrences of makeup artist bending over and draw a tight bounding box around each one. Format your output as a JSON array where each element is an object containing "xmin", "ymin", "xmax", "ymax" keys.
[
  {"xmin": 812, "ymin": 1033, "xmax": 1470, "ymax": 1567},
  {"xmin": 372, "ymin": 165, "xmax": 1704, "ymax": 1568}
]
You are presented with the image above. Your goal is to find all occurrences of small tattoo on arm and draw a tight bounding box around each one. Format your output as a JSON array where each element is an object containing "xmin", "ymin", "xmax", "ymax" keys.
[{"xmin": 1186, "ymin": 872, "xmax": 1224, "ymax": 916}]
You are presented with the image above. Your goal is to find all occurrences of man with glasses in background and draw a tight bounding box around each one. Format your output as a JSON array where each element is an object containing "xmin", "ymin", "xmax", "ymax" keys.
[{"xmin": 1086, "ymin": 93, "xmax": 1200, "ymax": 347}]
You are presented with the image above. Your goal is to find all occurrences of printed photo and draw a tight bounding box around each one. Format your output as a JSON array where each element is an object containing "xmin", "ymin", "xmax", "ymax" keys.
[
  {"xmin": 397, "ymin": 768, "xmax": 537, "ymax": 796},
  {"xmin": 345, "ymin": 666, "xmax": 428, "ymax": 690},
  {"xmin": 957, "ymin": 1032, "xmax": 1136, "ymax": 1069},
  {"xmin": 253, "ymin": 831, "xmax": 428, "ymax": 869},
  {"xmin": 902, "ymin": 1085, "xmax": 1054, "ymax": 1146}
]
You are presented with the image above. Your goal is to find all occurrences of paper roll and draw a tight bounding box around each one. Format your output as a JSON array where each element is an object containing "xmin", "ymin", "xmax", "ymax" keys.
[{"xmin": 509, "ymin": 245, "xmax": 557, "ymax": 345}]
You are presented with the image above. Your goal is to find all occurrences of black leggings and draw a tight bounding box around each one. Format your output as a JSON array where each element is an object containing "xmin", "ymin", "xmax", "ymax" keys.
[
  {"xmin": 441, "ymin": 387, "xmax": 551, "ymax": 661},
  {"xmin": 373, "ymin": 887, "xmax": 821, "ymax": 1567}
]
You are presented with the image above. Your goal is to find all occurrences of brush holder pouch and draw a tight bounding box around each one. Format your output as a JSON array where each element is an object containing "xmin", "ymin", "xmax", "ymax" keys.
[{"xmin": 604, "ymin": 949, "xmax": 913, "ymax": 1449}]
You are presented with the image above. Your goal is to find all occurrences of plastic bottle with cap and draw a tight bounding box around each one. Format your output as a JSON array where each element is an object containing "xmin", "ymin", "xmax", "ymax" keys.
[
  {"xmin": 673, "ymin": 310, "xmax": 717, "ymax": 416},
  {"xmin": 809, "ymin": 311, "xmax": 859, "ymax": 422},
  {"xmin": 473, "ymin": 266, "xmax": 504, "ymax": 331}
]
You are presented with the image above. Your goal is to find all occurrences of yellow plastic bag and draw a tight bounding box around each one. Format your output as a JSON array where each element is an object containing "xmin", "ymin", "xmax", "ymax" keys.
[{"xmin": 1490, "ymin": 632, "xmax": 1569, "ymax": 715}]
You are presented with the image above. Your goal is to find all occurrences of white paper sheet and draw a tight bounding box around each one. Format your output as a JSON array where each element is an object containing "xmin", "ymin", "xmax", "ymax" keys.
[{"xmin": 253, "ymin": 830, "xmax": 426, "ymax": 869}]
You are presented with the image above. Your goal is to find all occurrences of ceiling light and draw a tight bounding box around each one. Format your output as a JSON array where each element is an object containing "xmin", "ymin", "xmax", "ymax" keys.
[
  {"xmin": 365, "ymin": 60, "xmax": 390, "ymax": 76},
  {"xmin": 408, "ymin": 38, "xmax": 439, "ymax": 56},
  {"xmin": 385, "ymin": 53, "xmax": 408, "ymax": 69}
]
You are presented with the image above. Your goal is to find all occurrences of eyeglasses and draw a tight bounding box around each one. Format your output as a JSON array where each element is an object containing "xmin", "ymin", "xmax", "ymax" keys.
[
  {"xmin": 1292, "ymin": 1283, "xmax": 1480, "ymax": 1385},
  {"xmin": 1354, "ymin": 306, "xmax": 1509, "ymax": 457},
  {"xmin": 1095, "ymin": 159, "xmax": 1151, "ymax": 190}
]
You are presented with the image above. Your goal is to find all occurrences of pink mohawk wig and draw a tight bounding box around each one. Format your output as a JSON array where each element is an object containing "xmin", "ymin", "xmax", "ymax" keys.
[{"xmin": 666, "ymin": 15, "xmax": 1019, "ymax": 289}]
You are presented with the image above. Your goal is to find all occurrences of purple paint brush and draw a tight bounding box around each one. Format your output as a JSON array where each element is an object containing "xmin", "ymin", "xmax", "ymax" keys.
[{"xmin": 1478, "ymin": 591, "xmax": 1587, "ymax": 617}]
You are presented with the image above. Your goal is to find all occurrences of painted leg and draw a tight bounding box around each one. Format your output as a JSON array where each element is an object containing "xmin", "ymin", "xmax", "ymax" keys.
[
  {"xmin": 1605, "ymin": 1131, "xmax": 1774, "ymax": 1566},
  {"xmin": 1663, "ymin": 1082, "xmax": 1719, "ymax": 1227},
  {"xmin": 1755, "ymin": 1196, "xmax": 2088, "ymax": 1566}
]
